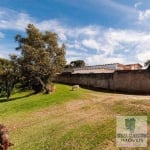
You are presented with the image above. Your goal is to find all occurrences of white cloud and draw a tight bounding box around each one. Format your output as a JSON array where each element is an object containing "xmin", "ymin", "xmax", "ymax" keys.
[
  {"xmin": 0, "ymin": 8, "xmax": 33, "ymax": 30},
  {"xmin": 139, "ymin": 9, "xmax": 150, "ymax": 21},
  {"xmin": 0, "ymin": 43, "xmax": 19, "ymax": 59},
  {"xmin": 15, "ymin": 13, "xmax": 33, "ymax": 30},
  {"xmin": 74, "ymin": 27, "xmax": 150, "ymax": 65},
  {"xmin": 1, "ymin": 7, "xmax": 150, "ymax": 65},
  {"xmin": 66, "ymin": 50, "xmax": 82, "ymax": 56},
  {"xmin": 85, "ymin": 54, "xmax": 125, "ymax": 65},
  {"xmin": 66, "ymin": 56, "xmax": 82, "ymax": 64},
  {"xmin": 137, "ymin": 51, "xmax": 150, "ymax": 63},
  {"xmin": 134, "ymin": 2, "xmax": 143, "ymax": 9},
  {"xmin": 137, "ymin": 8, "xmax": 150, "ymax": 29},
  {"xmin": 82, "ymin": 39, "xmax": 100, "ymax": 51},
  {"xmin": 66, "ymin": 42, "xmax": 87, "ymax": 52}
]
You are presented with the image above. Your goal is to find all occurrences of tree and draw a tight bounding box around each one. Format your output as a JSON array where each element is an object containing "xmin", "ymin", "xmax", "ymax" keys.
[
  {"xmin": 15, "ymin": 24, "xmax": 66, "ymax": 93},
  {"xmin": 70, "ymin": 60, "xmax": 85, "ymax": 68},
  {"xmin": 0, "ymin": 57, "xmax": 19, "ymax": 99},
  {"xmin": 145, "ymin": 60, "xmax": 150, "ymax": 70}
]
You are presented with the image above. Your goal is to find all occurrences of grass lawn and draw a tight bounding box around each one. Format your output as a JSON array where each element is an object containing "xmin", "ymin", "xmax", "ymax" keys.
[{"xmin": 0, "ymin": 83, "xmax": 150, "ymax": 150}]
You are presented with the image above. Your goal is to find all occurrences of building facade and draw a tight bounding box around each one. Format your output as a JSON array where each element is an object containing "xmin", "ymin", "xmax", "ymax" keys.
[{"xmin": 63, "ymin": 63, "xmax": 143, "ymax": 74}]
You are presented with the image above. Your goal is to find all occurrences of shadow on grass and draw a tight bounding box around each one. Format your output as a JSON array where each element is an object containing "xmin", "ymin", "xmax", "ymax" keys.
[
  {"xmin": 0, "ymin": 92, "xmax": 35, "ymax": 103},
  {"xmin": 79, "ymin": 85, "xmax": 150, "ymax": 96},
  {"xmin": 56, "ymin": 83, "xmax": 150, "ymax": 96}
]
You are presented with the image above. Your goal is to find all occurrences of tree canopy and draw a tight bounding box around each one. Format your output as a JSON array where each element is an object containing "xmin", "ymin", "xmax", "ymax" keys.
[
  {"xmin": 65, "ymin": 60, "xmax": 85, "ymax": 68},
  {"xmin": 15, "ymin": 24, "xmax": 66, "ymax": 93},
  {"xmin": 70, "ymin": 60, "xmax": 85, "ymax": 68},
  {"xmin": 0, "ymin": 57, "xmax": 18, "ymax": 99}
]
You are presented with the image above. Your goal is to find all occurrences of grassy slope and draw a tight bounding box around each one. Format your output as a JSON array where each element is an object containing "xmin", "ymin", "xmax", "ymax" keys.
[
  {"xmin": 0, "ymin": 84, "xmax": 87, "ymax": 117},
  {"xmin": 0, "ymin": 84, "xmax": 150, "ymax": 150}
]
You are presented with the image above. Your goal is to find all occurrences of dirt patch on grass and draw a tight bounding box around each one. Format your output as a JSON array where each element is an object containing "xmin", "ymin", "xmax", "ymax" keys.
[
  {"xmin": 6, "ymin": 91, "xmax": 150, "ymax": 132},
  {"xmin": 6, "ymin": 97, "xmax": 114, "ymax": 132},
  {"xmin": 3, "ymin": 91, "xmax": 150, "ymax": 149}
]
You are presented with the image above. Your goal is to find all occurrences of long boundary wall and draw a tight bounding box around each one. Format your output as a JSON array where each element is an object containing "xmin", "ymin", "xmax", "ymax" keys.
[{"xmin": 55, "ymin": 70, "xmax": 150, "ymax": 94}]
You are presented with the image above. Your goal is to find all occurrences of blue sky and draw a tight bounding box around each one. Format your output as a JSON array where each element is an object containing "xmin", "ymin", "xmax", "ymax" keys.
[{"xmin": 0, "ymin": 0, "xmax": 150, "ymax": 65}]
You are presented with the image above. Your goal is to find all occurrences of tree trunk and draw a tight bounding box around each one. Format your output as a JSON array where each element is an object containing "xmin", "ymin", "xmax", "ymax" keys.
[
  {"xmin": 6, "ymin": 81, "xmax": 15, "ymax": 100},
  {"xmin": 35, "ymin": 77, "xmax": 50, "ymax": 94}
]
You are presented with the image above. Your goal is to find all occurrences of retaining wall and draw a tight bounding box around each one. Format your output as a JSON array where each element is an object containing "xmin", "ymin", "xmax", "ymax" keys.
[{"xmin": 55, "ymin": 70, "xmax": 150, "ymax": 94}]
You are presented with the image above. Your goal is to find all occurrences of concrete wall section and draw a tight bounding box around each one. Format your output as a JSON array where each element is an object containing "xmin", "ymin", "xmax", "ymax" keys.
[
  {"xmin": 56, "ymin": 73, "xmax": 114, "ymax": 90},
  {"xmin": 55, "ymin": 70, "xmax": 150, "ymax": 94},
  {"xmin": 113, "ymin": 70, "xmax": 150, "ymax": 93}
]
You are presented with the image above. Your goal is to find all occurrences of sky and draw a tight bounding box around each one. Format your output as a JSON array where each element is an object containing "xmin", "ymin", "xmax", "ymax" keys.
[{"xmin": 0, "ymin": 0, "xmax": 150, "ymax": 65}]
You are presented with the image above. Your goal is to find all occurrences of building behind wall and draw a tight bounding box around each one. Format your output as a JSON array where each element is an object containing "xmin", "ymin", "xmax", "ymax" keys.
[
  {"xmin": 63, "ymin": 63, "xmax": 143, "ymax": 74},
  {"xmin": 122, "ymin": 64, "xmax": 143, "ymax": 70}
]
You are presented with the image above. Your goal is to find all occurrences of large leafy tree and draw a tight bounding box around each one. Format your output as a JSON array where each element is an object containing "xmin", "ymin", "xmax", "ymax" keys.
[
  {"xmin": 15, "ymin": 24, "xmax": 66, "ymax": 93},
  {"xmin": 0, "ymin": 57, "xmax": 19, "ymax": 99}
]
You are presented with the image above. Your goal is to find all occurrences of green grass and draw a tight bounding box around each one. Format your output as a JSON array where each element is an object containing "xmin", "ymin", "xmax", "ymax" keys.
[
  {"xmin": 112, "ymin": 100, "xmax": 150, "ymax": 124},
  {"xmin": 11, "ymin": 119, "xmax": 115, "ymax": 150},
  {"xmin": 58, "ymin": 120, "xmax": 115, "ymax": 150},
  {"xmin": 1, "ymin": 84, "xmax": 150, "ymax": 150},
  {"xmin": 0, "ymin": 84, "xmax": 88, "ymax": 118}
]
